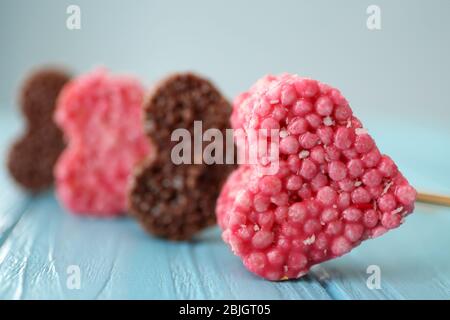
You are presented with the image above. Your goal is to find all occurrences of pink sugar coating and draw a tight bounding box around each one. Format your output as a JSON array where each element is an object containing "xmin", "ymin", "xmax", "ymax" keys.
[
  {"xmin": 217, "ymin": 74, "xmax": 416, "ymax": 280},
  {"xmin": 55, "ymin": 69, "xmax": 151, "ymax": 216}
]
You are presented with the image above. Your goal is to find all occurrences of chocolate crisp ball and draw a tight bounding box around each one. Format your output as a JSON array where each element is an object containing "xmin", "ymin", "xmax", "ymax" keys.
[
  {"xmin": 7, "ymin": 68, "xmax": 71, "ymax": 192},
  {"xmin": 128, "ymin": 73, "xmax": 236, "ymax": 240}
]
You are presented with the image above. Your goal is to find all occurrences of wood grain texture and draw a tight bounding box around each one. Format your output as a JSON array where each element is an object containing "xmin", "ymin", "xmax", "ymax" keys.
[{"xmin": 0, "ymin": 109, "xmax": 449, "ymax": 300}]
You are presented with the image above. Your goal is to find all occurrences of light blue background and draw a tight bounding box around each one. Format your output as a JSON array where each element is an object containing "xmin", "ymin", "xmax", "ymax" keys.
[
  {"xmin": 1, "ymin": 0, "xmax": 450, "ymax": 129},
  {"xmin": 0, "ymin": 0, "xmax": 449, "ymax": 299},
  {"xmin": 2, "ymin": 0, "xmax": 450, "ymax": 191}
]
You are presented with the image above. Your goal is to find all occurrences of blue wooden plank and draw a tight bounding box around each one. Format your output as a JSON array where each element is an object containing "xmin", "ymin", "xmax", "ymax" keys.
[
  {"xmin": 0, "ymin": 111, "xmax": 30, "ymax": 239},
  {"xmin": 0, "ymin": 194, "xmax": 332, "ymax": 299},
  {"xmin": 2, "ymin": 193, "xmax": 449, "ymax": 299},
  {"xmin": 1, "ymin": 108, "xmax": 450, "ymax": 299}
]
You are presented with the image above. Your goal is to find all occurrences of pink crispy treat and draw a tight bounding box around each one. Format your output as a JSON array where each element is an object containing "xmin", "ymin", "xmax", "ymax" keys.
[
  {"xmin": 54, "ymin": 69, "xmax": 151, "ymax": 216},
  {"xmin": 216, "ymin": 74, "xmax": 416, "ymax": 280}
]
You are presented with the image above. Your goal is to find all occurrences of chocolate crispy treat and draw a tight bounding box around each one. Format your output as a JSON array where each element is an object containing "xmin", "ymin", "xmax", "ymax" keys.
[
  {"xmin": 7, "ymin": 68, "xmax": 70, "ymax": 192},
  {"xmin": 128, "ymin": 73, "xmax": 235, "ymax": 240}
]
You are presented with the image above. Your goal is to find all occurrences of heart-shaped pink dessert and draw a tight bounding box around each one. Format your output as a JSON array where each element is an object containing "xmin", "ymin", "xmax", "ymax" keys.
[
  {"xmin": 216, "ymin": 74, "xmax": 416, "ymax": 280},
  {"xmin": 54, "ymin": 69, "xmax": 151, "ymax": 216}
]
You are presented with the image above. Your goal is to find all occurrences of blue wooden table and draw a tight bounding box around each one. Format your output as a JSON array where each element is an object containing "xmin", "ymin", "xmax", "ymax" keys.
[{"xmin": 1, "ymin": 107, "xmax": 449, "ymax": 300}]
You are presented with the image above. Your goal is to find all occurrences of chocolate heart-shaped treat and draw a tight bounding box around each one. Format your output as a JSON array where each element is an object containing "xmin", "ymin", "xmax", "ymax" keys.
[
  {"xmin": 216, "ymin": 74, "xmax": 417, "ymax": 280},
  {"xmin": 7, "ymin": 68, "xmax": 70, "ymax": 192},
  {"xmin": 128, "ymin": 73, "xmax": 236, "ymax": 240}
]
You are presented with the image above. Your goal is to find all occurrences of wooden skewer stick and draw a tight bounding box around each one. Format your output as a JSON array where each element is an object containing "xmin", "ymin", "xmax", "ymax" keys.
[{"xmin": 417, "ymin": 192, "xmax": 450, "ymax": 207}]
